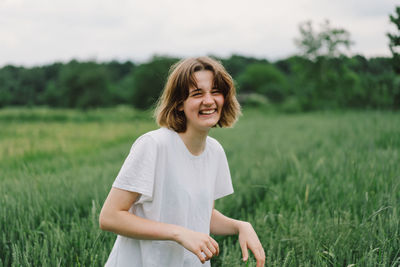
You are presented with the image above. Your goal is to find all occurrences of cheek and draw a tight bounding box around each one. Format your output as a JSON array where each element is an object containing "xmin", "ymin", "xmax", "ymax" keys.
[
  {"xmin": 217, "ymin": 96, "xmax": 224, "ymax": 108},
  {"xmin": 190, "ymin": 99, "xmax": 202, "ymax": 108},
  {"xmin": 184, "ymin": 100, "xmax": 199, "ymax": 115}
]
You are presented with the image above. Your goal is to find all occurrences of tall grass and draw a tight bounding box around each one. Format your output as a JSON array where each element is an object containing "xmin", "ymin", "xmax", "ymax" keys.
[{"xmin": 0, "ymin": 107, "xmax": 399, "ymax": 266}]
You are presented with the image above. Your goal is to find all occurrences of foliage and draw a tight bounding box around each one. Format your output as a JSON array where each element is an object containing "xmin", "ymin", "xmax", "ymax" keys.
[
  {"xmin": 220, "ymin": 54, "xmax": 269, "ymax": 78},
  {"xmin": 0, "ymin": 65, "xmax": 49, "ymax": 107},
  {"xmin": 103, "ymin": 61, "xmax": 136, "ymax": 105},
  {"xmin": 103, "ymin": 60, "xmax": 135, "ymax": 82},
  {"xmin": 295, "ymin": 56, "xmax": 363, "ymax": 110},
  {"xmin": 387, "ymin": 6, "xmax": 400, "ymax": 110},
  {"xmin": 289, "ymin": 20, "xmax": 399, "ymax": 110},
  {"xmin": 0, "ymin": 51, "xmax": 398, "ymax": 111},
  {"xmin": 0, "ymin": 65, "xmax": 19, "ymax": 107},
  {"xmin": 237, "ymin": 63, "xmax": 288, "ymax": 103},
  {"xmin": 131, "ymin": 56, "xmax": 179, "ymax": 109},
  {"xmin": 388, "ymin": 6, "xmax": 400, "ymax": 73},
  {"xmin": 237, "ymin": 93, "xmax": 270, "ymax": 108},
  {"xmin": 294, "ymin": 20, "xmax": 353, "ymax": 60},
  {"xmin": 53, "ymin": 61, "xmax": 112, "ymax": 108},
  {"xmin": 347, "ymin": 56, "xmax": 399, "ymax": 109}
]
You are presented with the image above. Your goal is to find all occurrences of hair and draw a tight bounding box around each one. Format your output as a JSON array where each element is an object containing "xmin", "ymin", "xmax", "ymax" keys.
[{"xmin": 154, "ymin": 56, "xmax": 241, "ymax": 133}]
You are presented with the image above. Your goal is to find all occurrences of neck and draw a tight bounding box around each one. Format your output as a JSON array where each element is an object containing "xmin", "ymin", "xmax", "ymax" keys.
[{"xmin": 178, "ymin": 127, "xmax": 209, "ymax": 156}]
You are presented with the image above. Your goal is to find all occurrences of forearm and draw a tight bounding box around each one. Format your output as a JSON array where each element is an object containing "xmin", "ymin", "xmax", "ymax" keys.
[
  {"xmin": 210, "ymin": 209, "xmax": 247, "ymax": 235},
  {"xmin": 100, "ymin": 208, "xmax": 220, "ymax": 263},
  {"xmin": 99, "ymin": 188, "xmax": 184, "ymax": 242},
  {"xmin": 99, "ymin": 209, "xmax": 181, "ymax": 242}
]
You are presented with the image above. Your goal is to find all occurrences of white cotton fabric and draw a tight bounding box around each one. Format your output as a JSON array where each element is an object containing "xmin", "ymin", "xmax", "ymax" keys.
[{"xmin": 105, "ymin": 127, "xmax": 234, "ymax": 267}]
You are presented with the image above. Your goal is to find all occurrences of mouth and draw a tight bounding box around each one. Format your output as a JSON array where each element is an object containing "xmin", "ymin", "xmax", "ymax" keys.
[{"xmin": 199, "ymin": 109, "xmax": 217, "ymax": 115}]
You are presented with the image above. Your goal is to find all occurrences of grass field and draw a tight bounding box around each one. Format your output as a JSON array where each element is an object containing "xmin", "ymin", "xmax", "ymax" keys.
[{"xmin": 0, "ymin": 107, "xmax": 399, "ymax": 266}]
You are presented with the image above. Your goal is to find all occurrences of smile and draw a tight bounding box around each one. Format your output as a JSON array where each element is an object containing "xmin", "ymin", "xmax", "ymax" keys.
[{"xmin": 199, "ymin": 109, "xmax": 216, "ymax": 115}]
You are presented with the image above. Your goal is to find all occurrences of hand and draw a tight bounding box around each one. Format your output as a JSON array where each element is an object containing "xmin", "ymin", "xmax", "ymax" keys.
[
  {"xmin": 174, "ymin": 227, "xmax": 219, "ymax": 264},
  {"xmin": 237, "ymin": 221, "xmax": 265, "ymax": 267}
]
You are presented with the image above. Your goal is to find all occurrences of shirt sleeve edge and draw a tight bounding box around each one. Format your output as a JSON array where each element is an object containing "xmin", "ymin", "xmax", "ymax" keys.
[
  {"xmin": 214, "ymin": 189, "xmax": 234, "ymax": 201},
  {"xmin": 112, "ymin": 183, "xmax": 153, "ymax": 198}
]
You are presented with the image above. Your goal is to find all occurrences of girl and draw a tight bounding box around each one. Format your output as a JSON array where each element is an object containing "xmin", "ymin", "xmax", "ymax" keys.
[{"xmin": 99, "ymin": 57, "xmax": 265, "ymax": 267}]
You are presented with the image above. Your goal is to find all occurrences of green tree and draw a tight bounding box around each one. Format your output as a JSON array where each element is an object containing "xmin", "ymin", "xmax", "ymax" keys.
[
  {"xmin": 103, "ymin": 60, "xmax": 135, "ymax": 82},
  {"xmin": 0, "ymin": 65, "xmax": 20, "ymax": 107},
  {"xmin": 131, "ymin": 56, "xmax": 179, "ymax": 109},
  {"xmin": 388, "ymin": 6, "xmax": 400, "ymax": 109},
  {"xmin": 237, "ymin": 63, "xmax": 288, "ymax": 103},
  {"xmin": 294, "ymin": 20, "xmax": 353, "ymax": 60},
  {"xmin": 292, "ymin": 20, "xmax": 361, "ymax": 110},
  {"xmin": 221, "ymin": 54, "xmax": 268, "ymax": 78},
  {"xmin": 49, "ymin": 61, "xmax": 111, "ymax": 108},
  {"xmin": 388, "ymin": 6, "xmax": 400, "ymax": 73},
  {"xmin": 0, "ymin": 65, "xmax": 47, "ymax": 107},
  {"xmin": 105, "ymin": 61, "xmax": 136, "ymax": 105}
]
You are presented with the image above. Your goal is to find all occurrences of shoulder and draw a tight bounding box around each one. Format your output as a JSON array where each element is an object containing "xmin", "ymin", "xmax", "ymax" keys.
[
  {"xmin": 128, "ymin": 128, "xmax": 174, "ymax": 156},
  {"xmin": 134, "ymin": 127, "xmax": 175, "ymax": 148},
  {"xmin": 145, "ymin": 127, "xmax": 175, "ymax": 143},
  {"xmin": 206, "ymin": 135, "xmax": 225, "ymax": 155}
]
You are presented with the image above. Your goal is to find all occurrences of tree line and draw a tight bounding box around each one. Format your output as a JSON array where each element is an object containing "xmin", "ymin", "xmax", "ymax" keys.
[
  {"xmin": 0, "ymin": 54, "xmax": 397, "ymax": 111},
  {"xmin": 0, "ymin": 8, "xmax": 399, "ymax": 111}
]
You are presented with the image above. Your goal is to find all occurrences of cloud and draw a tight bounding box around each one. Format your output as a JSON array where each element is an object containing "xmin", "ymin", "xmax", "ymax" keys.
[{"xmin": 0, "ymin": 0, "xmax": 398, "ymax": 66}]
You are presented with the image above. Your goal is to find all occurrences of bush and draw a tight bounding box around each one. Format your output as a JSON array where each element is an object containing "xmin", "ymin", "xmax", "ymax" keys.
[
  {"xmin": 237, "ymin": 63, "xmax": 288, "ymax": 103},
  {"xmin": 237, "ymin": 93, "xmax": 271, "ymax": 108},
  {"xmin": 280, "ymin": 96, "xmax": 303, "ymax": 113}
]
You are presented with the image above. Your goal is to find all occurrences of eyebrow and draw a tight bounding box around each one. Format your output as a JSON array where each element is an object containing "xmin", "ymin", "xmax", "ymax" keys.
[
  {"xmin": 189, "ymin": 86, "xmax": 218, "ymax": 93},
  {"xmin": 189, "ymin": 88, "xmax": 202, "ymax": 94}
]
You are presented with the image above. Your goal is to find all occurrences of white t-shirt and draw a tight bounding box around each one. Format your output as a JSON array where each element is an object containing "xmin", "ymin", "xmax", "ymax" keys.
[{"xmin": 105, "ymin": 127, "xmax": 234, "ymax": 267}]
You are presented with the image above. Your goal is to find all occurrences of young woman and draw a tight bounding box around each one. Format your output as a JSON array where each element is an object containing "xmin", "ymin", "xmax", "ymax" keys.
[{"xmin": 99, "ymin": 57, "xmax": 265, "ymax": 267}]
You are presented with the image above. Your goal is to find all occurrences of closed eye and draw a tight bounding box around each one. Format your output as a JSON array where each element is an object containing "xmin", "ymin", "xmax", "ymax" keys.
[
  {"xmin": 190, "ymin": 88, "xmax": 202, "ymax": 97},
  {"xmin": 212, "ymin": 88, "xmax": 221, "ymax": 94}
]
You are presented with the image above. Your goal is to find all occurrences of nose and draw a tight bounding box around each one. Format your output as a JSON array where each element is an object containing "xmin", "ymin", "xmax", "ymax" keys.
[{"xmin": 202, "ymin": 92, "xmax": 214, "ymax": 106}]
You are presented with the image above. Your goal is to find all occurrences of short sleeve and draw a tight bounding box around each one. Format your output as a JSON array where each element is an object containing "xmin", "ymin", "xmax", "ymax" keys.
[
  {"xmin": 112, "ymin": 135, "xmax": 157, "ymax": 198},
  {"xmin": 213, "ymin": 146, "xmax": 234, "ymax": 200}
]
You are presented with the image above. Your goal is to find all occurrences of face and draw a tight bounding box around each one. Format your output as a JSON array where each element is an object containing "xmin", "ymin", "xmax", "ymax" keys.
[{"xmin": 179, "ymin": 70, "xmax": 224, "ymax": 133}]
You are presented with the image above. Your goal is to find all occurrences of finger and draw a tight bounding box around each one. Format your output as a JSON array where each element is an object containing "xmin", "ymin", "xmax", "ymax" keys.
[
  {"xmin": 260, "ymin": 246, "xmax": 266, "ymax": 257},
  {"xmin": 196, "ymin": 251, "xmax": 206, "ymax": 264},
  {"xmin": 206, "ymin": 240, "xmax": 217, "ymax": 256},
  {"xmin": 255, "ymin": 247, "xmax": 266, "ymax": 267},
  {"xmin": 250, "ymin": 246, "xmax": 260, "ymax": 259},
  {"xmin": 201, "ymin": 246, "xmax": 213, "ymax": 260},
  {"xmin": 257, "ymin": 258, "xmax": 265, "ymax": 267},
  {"xmin": 240, "ymin": 241, "xmax": 249, "ymax": 261},
  {"xmin": 209, "ymin": 237, "xmax": 219, "ymax": 256},
  {"xmin": 260, "ymin": 247, "xmax": 266, "ymax": 260},
  {"xmin": 256, "ymin": 255, "xmax": 265, "ymax": 267}
]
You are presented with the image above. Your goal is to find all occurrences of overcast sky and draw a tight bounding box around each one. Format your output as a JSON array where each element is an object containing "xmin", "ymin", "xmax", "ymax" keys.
[{"xmin": 0, "ymin": 0, "xmax": 398, "ymax": 67}]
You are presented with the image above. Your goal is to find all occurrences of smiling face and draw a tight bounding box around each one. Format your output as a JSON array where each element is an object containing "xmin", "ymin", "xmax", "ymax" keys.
[{"xmin": 179, "ymin": 70, "xmax": 224, "ymax": 134}]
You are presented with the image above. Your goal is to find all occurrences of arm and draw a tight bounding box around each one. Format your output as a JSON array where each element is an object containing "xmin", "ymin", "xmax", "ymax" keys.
[
  {"xmin": 99, "ymin": 187, "xmax": 219, "ymax": 263},
  {"xmin": 210, "ymin": 204, "xmax": 266, "ymax": 267},
  {"xmin": 99, "ymin": 187, "xmax": 177, "ymax": 240}
]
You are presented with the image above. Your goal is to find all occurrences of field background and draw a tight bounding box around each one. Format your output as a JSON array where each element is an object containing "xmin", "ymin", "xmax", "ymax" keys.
[{"xmin": 0, "ymin": 107, "xmax": 399, "ymax": 266}]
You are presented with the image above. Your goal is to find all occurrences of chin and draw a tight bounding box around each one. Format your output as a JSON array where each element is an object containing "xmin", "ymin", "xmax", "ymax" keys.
[{"xmin": 201, "ymin": 121, "xmax": 220, "ymax": 129}]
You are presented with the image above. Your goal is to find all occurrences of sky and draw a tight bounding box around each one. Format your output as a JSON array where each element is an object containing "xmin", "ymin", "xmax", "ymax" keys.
[{"xmin": 0, "ymin": 0, "xmax": 398, "ymax": 67}]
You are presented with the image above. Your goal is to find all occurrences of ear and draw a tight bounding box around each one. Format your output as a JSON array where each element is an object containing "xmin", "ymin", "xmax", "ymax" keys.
[{"xmin": 177, "ymin": 103, "xmax": 184, "ymax": 112}]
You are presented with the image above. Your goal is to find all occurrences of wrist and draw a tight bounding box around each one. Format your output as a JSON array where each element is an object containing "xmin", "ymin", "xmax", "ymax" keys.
[
  {"xmin": 235, "ymin": 220, "xmax": 250, "ymax": 234},
  {"xmin": 170, "ymin": 224, "xmax": 185, "ymax": 244}
]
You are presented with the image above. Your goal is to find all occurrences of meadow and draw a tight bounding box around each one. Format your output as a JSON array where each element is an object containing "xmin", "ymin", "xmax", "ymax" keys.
[{"xmin": 0, "ymin": 107, "xmax": 399, "ymax": 266}]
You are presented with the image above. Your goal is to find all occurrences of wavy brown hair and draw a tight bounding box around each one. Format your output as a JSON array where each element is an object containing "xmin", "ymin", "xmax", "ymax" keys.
[{"xmin": 154, "ymin": 57, "xmax": 241, "ymax": 133}]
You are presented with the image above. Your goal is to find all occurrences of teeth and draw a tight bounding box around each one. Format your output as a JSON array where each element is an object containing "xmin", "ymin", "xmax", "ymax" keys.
[{"xmin": 200, "ymin": 110, "xmax": 215, "ymax": 115}]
